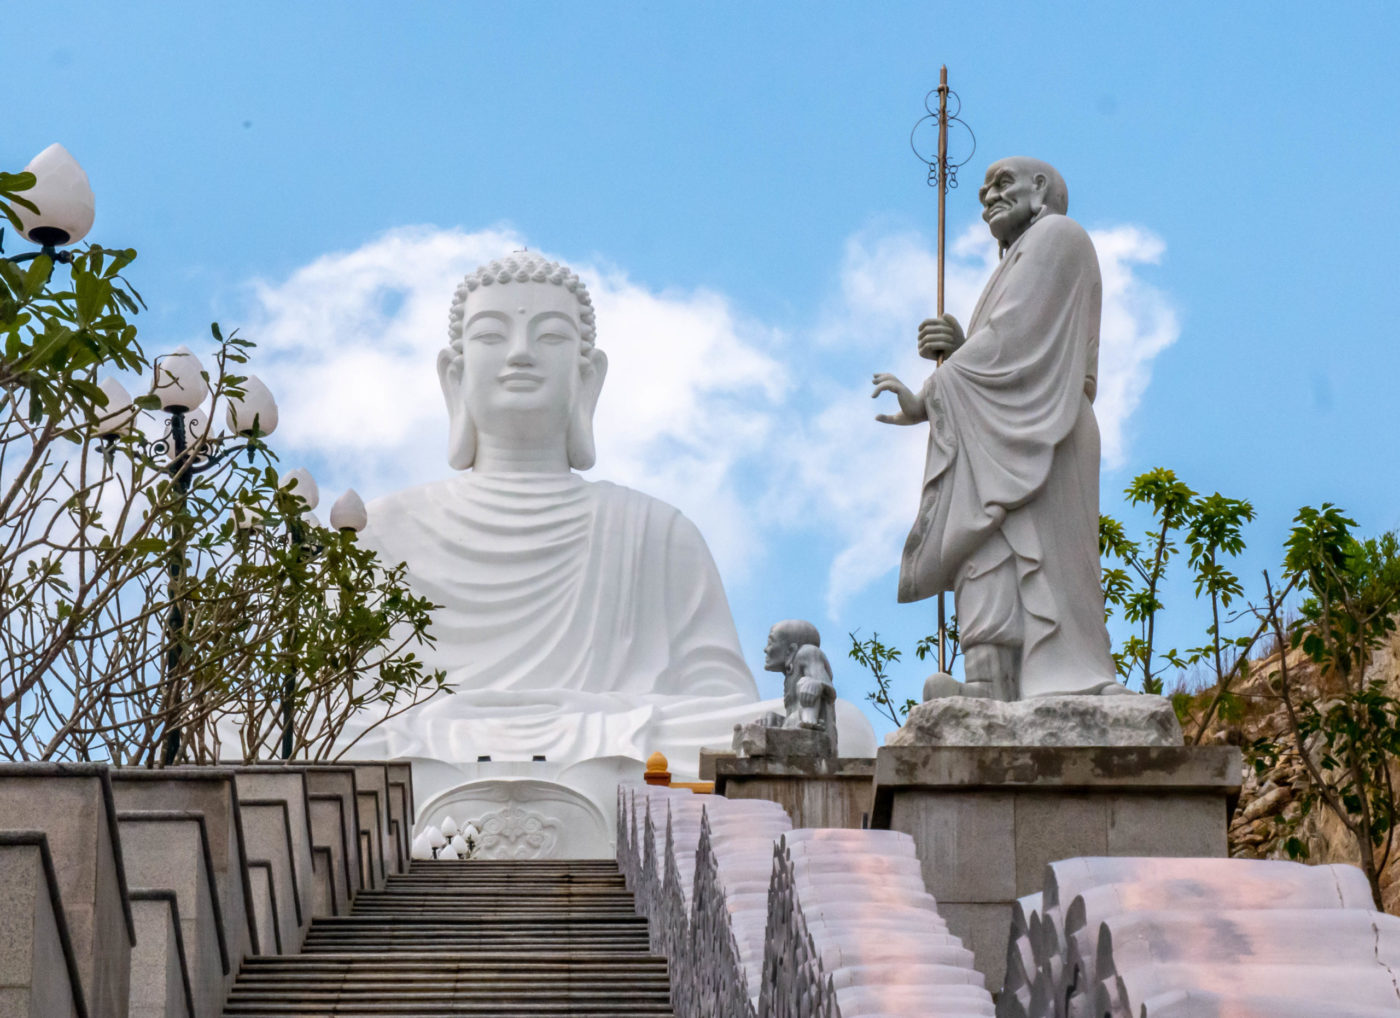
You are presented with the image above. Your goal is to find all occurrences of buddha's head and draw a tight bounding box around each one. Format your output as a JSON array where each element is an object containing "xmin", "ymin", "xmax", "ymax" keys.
[
  {"xmin": 978, "ymin": 157, "xmax": 1068, "ymax": 251},
  {"xmin": 439, "ymin": 254, "xmax": 607, "ymax": 471}
]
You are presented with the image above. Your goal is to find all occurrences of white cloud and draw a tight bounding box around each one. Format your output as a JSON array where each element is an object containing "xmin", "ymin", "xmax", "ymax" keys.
[
  {"xmin": 1091, "ymin": 225, "xmax": 1178, "ymax": 467},
  {"xmin": 231, "ymin": 219, "xmax": 1175, "ymax": 618}
]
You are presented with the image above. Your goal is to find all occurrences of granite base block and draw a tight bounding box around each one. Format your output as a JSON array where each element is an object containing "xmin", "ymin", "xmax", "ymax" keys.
[
  {"xmin": 237, "ymin": 800, "xmax": 305, "ymax": 954},
  {"xmin": 117, "ymin": 813, "xmax": 227, "ymax": 1018},
  {"xmin": 355, "ymin": 790, "xmax": 386, "ymax": 890},
  {"xmin": 127, "ymin": 892, "xmax": 193, "ymax": 1018},
  {"xmin": 0, "ymin": 765, "xmax": 135, "ymax": 1018},
  {"xmin": 299, "ymin": 766, "xmax": 363, "ymax": 898},
  {"xmin": 232, "ymin": 769, "xmax": 315, "ymax": 928},
  {"xmin": 111, "ymin": 769, "xmax": 259, "ymax": 962},
  {"xmin": 871, "ymin": 744, "xmax": 1241, "ymax": 991},
  {"xmin": 0, "ymin": 836, "xmax": 83, "ymax": 1018},
  {"xmin": 350, "ymin": 766, "xmax": 395, "ymax": 881},
  {"xmin": 732, "ymin": 722, "xmax": 834, "ymax": 761},
  {"xmin": 714, "ymin": 757, "xmax": 874, "ymax": 829}
]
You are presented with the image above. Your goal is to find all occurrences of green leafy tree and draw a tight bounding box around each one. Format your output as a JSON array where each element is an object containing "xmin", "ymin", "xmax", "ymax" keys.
[
  {"xmin": 1100, "ymin": 469, "xmax": 1272, "ymax": 728},
  {"xmin": 848, "ymin": 621, "xmax": 960, "ymax": 726},
  {"xmin": 0, "ymin": 171, "xmax": 446, "ymax": 764},
  {"xmin": 1250, "ymin": 506, "xmax": 1400, "ymax": 908},
  {"xmin": 1098, "ymin": 468, "xmax": 1196, "ymax": 693}
]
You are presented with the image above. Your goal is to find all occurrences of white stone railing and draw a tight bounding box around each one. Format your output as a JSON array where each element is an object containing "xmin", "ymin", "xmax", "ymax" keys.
[
  {"xmin": 1003, "ymin": 856, "xmax": 1400, "ymax": 1018},
  {"xmin": 762, "ymin": 828, "xmax": 993, "ymax": 1018},
  {"xmin": 618, "ymin": 783, "xmax": 993, "ymax": 1018}
]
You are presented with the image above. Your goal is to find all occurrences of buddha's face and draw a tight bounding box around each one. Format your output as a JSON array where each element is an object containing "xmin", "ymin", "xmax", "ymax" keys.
[
  {"xmin": 459, "ymin": 281, "xmax": 585, "ymax": 432},
  {"xmin": 979, "ymin": 159, "xmax": 1043, "ymax": 247}
]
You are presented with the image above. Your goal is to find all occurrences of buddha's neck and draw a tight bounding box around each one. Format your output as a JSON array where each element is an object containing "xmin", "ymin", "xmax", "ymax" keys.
[{"xmin": 472, "ymin": 433, "xmax": 571, "ymax": 474}]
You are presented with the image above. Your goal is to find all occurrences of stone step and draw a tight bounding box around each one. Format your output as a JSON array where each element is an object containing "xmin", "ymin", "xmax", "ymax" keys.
[
  {"xmin": 240, "ymin": 954, "xmax": 668, "ymax": 972},
  {"xmin": 220, "ymin": 860, "xmax": 673, "ymax": 1016}
]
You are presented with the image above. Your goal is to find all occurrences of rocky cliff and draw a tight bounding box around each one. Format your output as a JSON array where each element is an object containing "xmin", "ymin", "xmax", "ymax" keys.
[{"xmin": 1193, "ymin": 630, "xmax": 1400, "ymax": 912}]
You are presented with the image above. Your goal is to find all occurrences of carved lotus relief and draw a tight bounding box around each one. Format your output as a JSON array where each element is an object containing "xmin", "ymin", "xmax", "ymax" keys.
[{"xmin": 470, "ymin": 803, "xmax": 563, "ymax": 860}]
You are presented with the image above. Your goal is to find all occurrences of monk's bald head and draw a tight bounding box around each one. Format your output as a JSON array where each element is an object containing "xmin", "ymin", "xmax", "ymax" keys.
[
  {"xmin": 979, "ymin": 157, "xmax": 1069, "ymax": 250},
  {"xmin": 1002, "ymin": 157, "xmax": 1067, "ymax": 214}
]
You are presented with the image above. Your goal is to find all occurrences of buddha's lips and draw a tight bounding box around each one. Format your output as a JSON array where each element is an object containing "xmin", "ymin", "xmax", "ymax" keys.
[{"xmin": 498, "ymin": 371, "xmax": 544, "ymax": 387}]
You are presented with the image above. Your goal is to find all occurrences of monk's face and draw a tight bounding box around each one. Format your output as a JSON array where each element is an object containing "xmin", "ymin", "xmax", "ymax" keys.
[
  {"xmin": 763, "ymin": 625, "xmax": 791, "ymax": 672},
  {"xmin": 459, "ymin": 281, "xmax": 585, "ymax": 432},
  {"xmin": 979, "ymin": 160, "xmax": 1042, "ymax": 246}
]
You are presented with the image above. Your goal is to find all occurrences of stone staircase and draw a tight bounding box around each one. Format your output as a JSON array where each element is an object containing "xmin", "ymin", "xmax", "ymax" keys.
[{"xmin": 221, "ymin": 859, "xmax": 675, "ymax": 1017}]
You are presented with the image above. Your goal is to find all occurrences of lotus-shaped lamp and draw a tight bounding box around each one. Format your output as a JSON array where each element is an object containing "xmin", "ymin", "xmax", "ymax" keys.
[
  {"xmin": 329, "ymin": 489, "xmax": 367, "ymax": 533},
  {"xmin": 440, "ymin": 815, "xmax": 459, "ymax": 838},
  {"xmin": 12, "ymin": 144, "xmax": 96, "ymax": 248},
  {"xmin": 152, "ymin": 346, "xmax": 209, "ymax": 413},
  {"xmin": 226, "ymin": 375, "xmax": 278, "ymax": 437},
  {"xmin": 410, "ymin": 833, "xmax": 435, "ymax": 861},
  {"xmin": 233, "ymin": 505, "xmax": 265, "ymax": 531},
  {"xmin": 94, "ymin": 377, "xmax": 137, "ymax": 437},
  {"xmin": 426, "ymin": 826, "xmax": 447, "ymax": 849},
  {"xmin": 280, "ymin": 467, "xmax": 320, "ymax": 510}
]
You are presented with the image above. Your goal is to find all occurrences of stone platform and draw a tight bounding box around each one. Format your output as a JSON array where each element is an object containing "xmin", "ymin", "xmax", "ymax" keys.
[
  {"xmin": 870, "ymin": 743, "xmax": 1241, "ymax": 990},
  {"xmin": 714, "ymin": 756, "xmax": 874, "ymax": 829}
]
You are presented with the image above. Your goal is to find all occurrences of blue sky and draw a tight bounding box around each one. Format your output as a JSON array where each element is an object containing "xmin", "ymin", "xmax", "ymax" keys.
[{"xmin": 12, "ymin": 3, "xmax": 1400, "ymax": 739}]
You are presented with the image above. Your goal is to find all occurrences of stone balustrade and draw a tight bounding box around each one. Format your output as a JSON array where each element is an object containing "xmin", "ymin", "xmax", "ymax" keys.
[
  {"xmin": 620, "ymin": 781, "xmax": 991, "ymax": 1018},
  {"xmin": 0, "ymin": 761, "xmax": 407, "ymax": 1018},
  {"xmin": 760, "ymin": 828, "xmax": 993, "ymax": 1018},
  {"xmin": 1002, "ymin": 856, "xmax": 1400, "ymax": 1018}
]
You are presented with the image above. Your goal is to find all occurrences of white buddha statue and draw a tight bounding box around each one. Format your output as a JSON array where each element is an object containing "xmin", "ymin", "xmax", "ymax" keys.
[{"xmin": 335, "ymin": 255, "xmax": 869, "ymax": 850}]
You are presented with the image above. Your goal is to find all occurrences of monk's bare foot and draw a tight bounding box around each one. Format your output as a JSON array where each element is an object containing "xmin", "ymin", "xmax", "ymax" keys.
[{"xmin": 1097, "ymin": 681, "xmax": 1134, "ymax": 695}]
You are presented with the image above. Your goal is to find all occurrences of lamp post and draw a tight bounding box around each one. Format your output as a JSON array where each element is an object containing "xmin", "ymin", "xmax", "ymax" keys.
[
  {"xmin": 247, "ymin": 472, "xmax": 368, "ymax": 761},
  {"xmin": 97, "ymin": 349, "xmax": 281, "ymax": 764},
  {"xmin": 2, "ymin": 144, "xmax": 95, "ymax": 268},
  {"xmin": 273, "ymin": 467, "xmax": 320, "ymax": 761}
]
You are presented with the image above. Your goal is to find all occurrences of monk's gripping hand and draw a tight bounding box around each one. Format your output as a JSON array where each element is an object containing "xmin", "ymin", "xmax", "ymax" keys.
[{"xmin": 918, "ymin": 313, "xmax": 965, "ymax": 362}]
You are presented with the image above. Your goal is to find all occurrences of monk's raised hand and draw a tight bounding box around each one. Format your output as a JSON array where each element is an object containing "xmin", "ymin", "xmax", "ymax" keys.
[
  {"xmin": 918, "ymin": 313, "xmax": 965, "ymax": 362},
  {"xmin": 871, "ymin": 372, "xmax": 927, "ymax": 426}
]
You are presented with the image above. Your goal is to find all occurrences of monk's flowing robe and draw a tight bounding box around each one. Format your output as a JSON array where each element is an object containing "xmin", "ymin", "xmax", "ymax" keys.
[
  {"xmin": 335, "ymin": 472, "xmax": 778, "ymax": 767},
  {"xmin": 899, "ymin": 211, "xmax": 1118, "ymax": 696}
]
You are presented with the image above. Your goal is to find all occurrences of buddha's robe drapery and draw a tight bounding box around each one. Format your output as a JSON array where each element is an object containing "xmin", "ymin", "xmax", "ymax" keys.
[
  {"xmin": 899, "ymin": 212, "xmax": 1118, "ymax": 697},
  {"xmin": 337, "ymin": 472, "xmax": 771, "ymax": 766}
]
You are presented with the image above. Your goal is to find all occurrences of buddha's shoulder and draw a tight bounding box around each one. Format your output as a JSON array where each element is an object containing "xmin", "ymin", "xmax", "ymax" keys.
[
  {"xmin": 364, "ymin": 475, "xmax": 692, "ymax": 526},
  {"xmin": 587, "ymin": 480, "xmax": 698, "ymax": 530},
  {"xmin": 365, "ymin": 477, "xmax": 458, "ymax": 519}
]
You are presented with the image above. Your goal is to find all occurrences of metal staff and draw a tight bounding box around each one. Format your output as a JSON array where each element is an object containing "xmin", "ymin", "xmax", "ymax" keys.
[{"xmin": 911, "ymin": 65, "xmax": 975, "ymax": 674}]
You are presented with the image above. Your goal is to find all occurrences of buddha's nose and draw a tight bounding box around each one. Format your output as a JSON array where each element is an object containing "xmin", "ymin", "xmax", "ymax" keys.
[{"xmin": 505, "ymin": 331, "xmax": 534, "ymax": 365}]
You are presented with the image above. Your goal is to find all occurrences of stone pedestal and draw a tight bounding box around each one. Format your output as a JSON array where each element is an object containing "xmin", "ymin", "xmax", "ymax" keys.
[
  {"xmin": 714, "ymin": 756, "xmax": 874, "ymax": 829},
  {"xmin": 870, "ymin": 744, "xmax": 1241, "ymax": 991},
  {"xmin": 732, "ymin": 721, "xmax": 835, "ymax": 760}
]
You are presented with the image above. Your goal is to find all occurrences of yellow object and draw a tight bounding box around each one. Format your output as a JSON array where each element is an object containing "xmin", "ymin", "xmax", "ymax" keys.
[
  {"xmin": 644, "ymin": 752, "xmax": 671, "ymax": 786},
  {"xmin": 641, "ymin": 751, "xmax": 713, "ymax": 792}
]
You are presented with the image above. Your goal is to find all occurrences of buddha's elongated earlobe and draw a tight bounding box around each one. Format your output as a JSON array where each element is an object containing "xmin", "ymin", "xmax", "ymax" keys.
[
  {"xmin": 566, "ymin": 348, "xmax": 608, "ymax": 470},
  {"xmin": 438, "ymin": 347, "xmax": 477, "ymax": 470}
]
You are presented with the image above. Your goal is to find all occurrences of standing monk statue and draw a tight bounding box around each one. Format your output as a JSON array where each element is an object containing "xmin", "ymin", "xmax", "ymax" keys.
[{"xmin": 872, "ymin": 157, "xmax": 1125, "ymax": 701}]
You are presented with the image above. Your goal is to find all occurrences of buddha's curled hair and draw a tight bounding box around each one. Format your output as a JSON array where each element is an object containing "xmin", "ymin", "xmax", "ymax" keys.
[{"xmin": 447, "ymin": 253, "xmax": 597, "ymax": 351}]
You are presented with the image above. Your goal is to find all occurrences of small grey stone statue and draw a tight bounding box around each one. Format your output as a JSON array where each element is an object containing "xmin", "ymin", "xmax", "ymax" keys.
[{"xmin": 734, "ymin": 620, "xmax": 838, "ymax": 758}]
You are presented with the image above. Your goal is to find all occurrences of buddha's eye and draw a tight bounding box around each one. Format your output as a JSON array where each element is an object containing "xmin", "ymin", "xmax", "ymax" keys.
[
  {"xmin": 537, "ymin": 331, "xmax": 570, "ymax": 345},
  {"xmin": 469, "ymin": 330, "xmax": 506, "ymax": 344}
]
